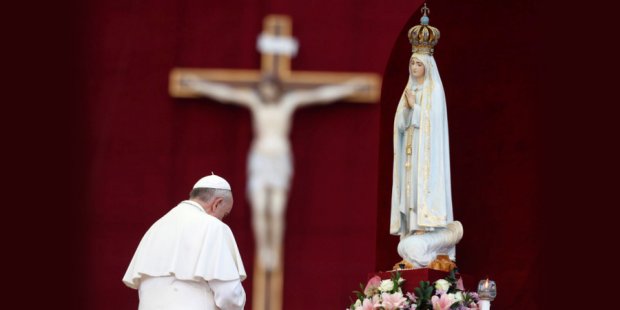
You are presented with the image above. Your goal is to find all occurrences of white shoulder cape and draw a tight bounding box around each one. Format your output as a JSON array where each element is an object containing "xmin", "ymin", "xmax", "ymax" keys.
[{"xmin": 123, "ymin": 201, "xmax": 247, "ymax": 289}]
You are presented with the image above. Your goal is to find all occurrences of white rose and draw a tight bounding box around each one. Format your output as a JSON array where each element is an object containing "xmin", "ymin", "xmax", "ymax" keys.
[
  {"xmin": 353, "ymin": 299, "xmax": 362, "ymax": 309},
  {"xmin": 453, "ymin": 292, "xmax": 464, "ymax": 302},
  {"xmin": 379, "ymin": 279, "xmax": 394, "ymax": 292},
  {"xmin": 434, "ymin": 279, "xmax": 450, "ymax": 292},
  {"xmin": 444, "ymin": 294, "xmax": 456, "ymax": 305}
]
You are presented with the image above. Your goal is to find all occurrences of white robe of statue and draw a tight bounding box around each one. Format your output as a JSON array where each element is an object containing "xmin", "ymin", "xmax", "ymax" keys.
[
  {"xmin": 184, "ymin": 76, "xmax": 364, "ymax": 271},
  {"xmin": 390, "ymin": 53, "xmax": 463, "ymax": 268},
  {"xmin": 123, "ymin": 201, "xmax": 247, "ymax": 310}
]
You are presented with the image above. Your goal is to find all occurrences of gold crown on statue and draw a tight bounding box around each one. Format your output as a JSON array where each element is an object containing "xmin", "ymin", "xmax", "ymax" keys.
[{"xmin": 408, "ymin": 3, "xmax": 440, "ymax": 55}]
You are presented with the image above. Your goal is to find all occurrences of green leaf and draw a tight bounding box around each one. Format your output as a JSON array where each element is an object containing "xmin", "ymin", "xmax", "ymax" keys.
[
  {"xmin": 449, "ymin": 301, "xmax": 461, "ymax": 309},
  {"xmin": 448, "ymin": 269, "xmax": 456, "ymax": 281},
  {"xmin": 353, "ymin": 289, "xmax": 365, "ymax": 301},
  {"xmin": 409, "ymin": 280, "xmax": 438, "ymax": 309}
]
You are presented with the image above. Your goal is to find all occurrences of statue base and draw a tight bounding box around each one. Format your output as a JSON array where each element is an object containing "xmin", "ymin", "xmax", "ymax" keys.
[{"xmin": 394, "ymin": 254, "xmax": 457, "ymax": 272}]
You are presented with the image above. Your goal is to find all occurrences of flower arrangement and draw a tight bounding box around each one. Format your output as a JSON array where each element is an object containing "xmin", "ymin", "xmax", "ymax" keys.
[{"xmin": 347, "ymin": 269, "xmax": 481, "ymax": 310}]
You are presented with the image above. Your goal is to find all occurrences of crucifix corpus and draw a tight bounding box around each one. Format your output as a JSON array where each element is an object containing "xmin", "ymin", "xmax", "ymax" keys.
[{"xmin": 169, "ymin": 15, "xmax": 381, "ymax": 310}]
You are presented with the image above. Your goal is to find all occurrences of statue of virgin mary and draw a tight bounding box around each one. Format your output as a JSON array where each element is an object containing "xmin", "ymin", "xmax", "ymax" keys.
[{"xmin": 390, "ymin": 4, "xmax": 463, "ymax": 269}]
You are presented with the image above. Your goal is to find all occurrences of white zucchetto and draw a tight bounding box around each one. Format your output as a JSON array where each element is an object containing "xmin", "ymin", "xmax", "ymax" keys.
[{"xmin": 193, "ymin": 174, "xmax": 231, "ymax": 190}]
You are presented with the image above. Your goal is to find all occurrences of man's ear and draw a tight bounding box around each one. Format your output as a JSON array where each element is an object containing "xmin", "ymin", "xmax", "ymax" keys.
[
  {"xmin": 211, "ymin": 197, "xmax": 224, "ymax": 210},
  {"xmin": 204, "ymin": 197, "xmax": 221, "ymax": 214}
]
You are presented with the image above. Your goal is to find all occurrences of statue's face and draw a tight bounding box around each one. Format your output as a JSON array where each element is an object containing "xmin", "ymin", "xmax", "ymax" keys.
[{"xmin": 410, "ymin": 57, "xmax": 425, "ymax": 79}]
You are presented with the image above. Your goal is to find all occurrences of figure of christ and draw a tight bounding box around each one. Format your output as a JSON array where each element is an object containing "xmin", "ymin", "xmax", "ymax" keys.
[{"xmin": 184, "ymin": 75, "xmax": 365, "ymax": 271}]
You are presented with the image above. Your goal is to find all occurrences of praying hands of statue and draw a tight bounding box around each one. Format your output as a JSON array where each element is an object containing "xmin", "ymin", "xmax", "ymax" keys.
[{"xmin": 404, "ymin": 89, "xmax": 416, "ymax": 109}]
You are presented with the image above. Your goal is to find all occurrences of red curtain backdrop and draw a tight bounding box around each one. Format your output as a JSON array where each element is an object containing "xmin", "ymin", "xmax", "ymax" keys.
[{"xmin": 74, "ymin": 0, "xmax": 542, "ymax": 309}]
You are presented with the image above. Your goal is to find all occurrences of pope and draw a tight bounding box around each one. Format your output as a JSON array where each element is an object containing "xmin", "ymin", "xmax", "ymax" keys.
[{"xmin": 123, "ymin": 174, "xmax": 247, "ymax": 310}]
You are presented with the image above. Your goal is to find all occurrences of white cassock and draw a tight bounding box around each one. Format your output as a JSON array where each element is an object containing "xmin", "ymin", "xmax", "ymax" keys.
[{"xmin": 123, "ymin": 200, "xmax": 247, "ymax": 310}]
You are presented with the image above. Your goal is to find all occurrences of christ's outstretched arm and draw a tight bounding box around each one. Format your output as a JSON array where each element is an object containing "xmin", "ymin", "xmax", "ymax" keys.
[
  {"xmin": 283, "ymin": 78, "xmax": 368, "ymax": 109},
  {"xmin": 183, "ymin": 75, "xmax": 259, "ymax": 109}
]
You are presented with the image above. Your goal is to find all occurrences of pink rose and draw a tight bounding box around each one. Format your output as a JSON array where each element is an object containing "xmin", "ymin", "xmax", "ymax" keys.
[
  {"xmin": 364, "ymin": 276, "xmax": 381, "ymax": 296},
  {"xmin": 359, "ymin": 298, "xmax": 374, "ymax": 310},
  {"xmin": 381, "ymin": 292, "xmax": 408, "ymax": 310},
  {"xmin": 372, "ymin": 295, "xmax": 382, "ymax": 308}
]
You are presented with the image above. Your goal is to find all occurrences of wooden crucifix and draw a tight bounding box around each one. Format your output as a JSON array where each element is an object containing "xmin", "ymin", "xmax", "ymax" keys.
[{"xmin": 169, "ymin": 15, "xmax": 381, "ymax": 310}]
